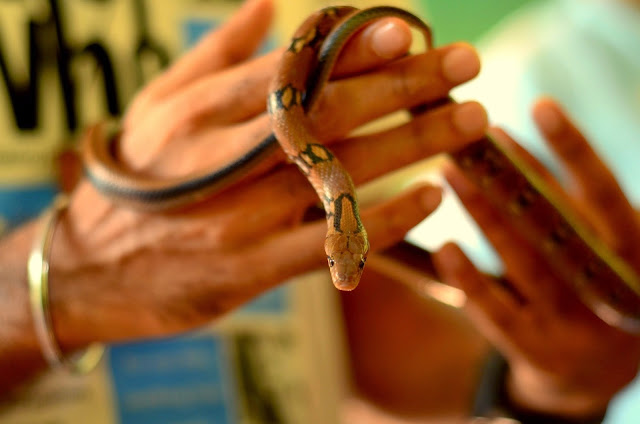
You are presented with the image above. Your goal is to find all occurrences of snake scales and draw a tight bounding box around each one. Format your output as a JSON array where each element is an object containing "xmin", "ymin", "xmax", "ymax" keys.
[{"xmin": 82, "ymin": 6, "xmax": 640, "ymax": 332}]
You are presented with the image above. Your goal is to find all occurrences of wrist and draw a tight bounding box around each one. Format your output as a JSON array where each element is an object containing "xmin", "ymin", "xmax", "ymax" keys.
[
  {"xmin": 0, "ymin": 221, "xmax": 49, "ymax": 395},
  {"xmin": 46, "ymin": 184, "xmax": 148, "ymax": 350},
  {"xmin": 47, "ymin": 199, "xmax": 120, "ymax": 352},
  {"xmin": 473, "ymin": 352, "xmax": 609, "ymax": 424},
  {"xmin": 27, "ymin": 196, "xmax": 105, "ymax": 373},
  {"xmin": 506, "ymin": 362, "xmax": 612, "ymax": 420}
]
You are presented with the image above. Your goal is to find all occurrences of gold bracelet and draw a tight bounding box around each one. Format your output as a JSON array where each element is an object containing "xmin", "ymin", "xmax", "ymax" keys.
[{"xmin": 27, "ymin": 195, "xmax": 105, "ymax": 374}]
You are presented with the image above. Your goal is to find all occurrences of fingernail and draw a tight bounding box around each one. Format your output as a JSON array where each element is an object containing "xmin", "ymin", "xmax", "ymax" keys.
[
  {"xmin": 452, "ymin": 102, "xmax": 488, "ymax": 136},
  {"xmin": 370, "ymin": 20, "xmax": 412, "ymax": 59},
  {"xmin": 442, "ymin": 45, "xmax": 480, "ymax": 83},
  {"xmin": 421, "ymin": 185, "xmax": 443, "ymax": 211},
  {"xmin": 534, "ymin": 101, "xmax": 564, "ymax": 135}
]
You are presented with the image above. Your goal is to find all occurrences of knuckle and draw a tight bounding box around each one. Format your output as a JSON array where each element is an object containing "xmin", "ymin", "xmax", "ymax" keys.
[{"xmin": 388, "ymin": 53, "xmax": 443, "ymax": 103}]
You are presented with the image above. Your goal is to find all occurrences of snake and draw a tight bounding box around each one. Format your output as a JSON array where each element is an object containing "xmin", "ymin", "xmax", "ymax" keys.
[{"xmin": 82, "ymin": 6, "xmax": 640, "ymax": 331}]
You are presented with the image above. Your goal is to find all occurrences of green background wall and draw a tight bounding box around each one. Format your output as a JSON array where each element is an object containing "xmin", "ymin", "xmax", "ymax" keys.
[{"xmin": 418, "ymin": 0, "xmax": 541, "ymax": 44}]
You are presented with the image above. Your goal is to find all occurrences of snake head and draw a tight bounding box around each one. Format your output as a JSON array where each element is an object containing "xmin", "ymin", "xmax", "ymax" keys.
[{"xmin": 325, "ymin": 232, "xmax": 369, "ymax": 291}]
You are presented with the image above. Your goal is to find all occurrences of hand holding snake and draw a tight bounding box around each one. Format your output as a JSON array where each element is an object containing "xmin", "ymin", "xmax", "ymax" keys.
[
  {"xmin": 83, "ymin": 2, "xmax": 640, "ymax": 330},
  {"xmin": 75, "ymin": 2, "xmax": 640, "ymax": 422},
  {"xmin": 49, "ymin": 0, "xmax": 486, "ymax": 348}
]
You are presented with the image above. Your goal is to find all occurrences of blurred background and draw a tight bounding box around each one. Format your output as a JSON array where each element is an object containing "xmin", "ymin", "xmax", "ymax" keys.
[{"xmin": 5, "ymin": 1, "xmax": 638, "ymax": 424}]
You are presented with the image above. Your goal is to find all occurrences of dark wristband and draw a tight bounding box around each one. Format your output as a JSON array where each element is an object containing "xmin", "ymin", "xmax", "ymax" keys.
[{"xmin": 472, "ymin": 351, "xmax": 607, "ymax": 424}]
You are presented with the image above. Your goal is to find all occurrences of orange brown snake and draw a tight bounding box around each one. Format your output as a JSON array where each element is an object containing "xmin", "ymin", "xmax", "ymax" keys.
[{"xmin": 82, "ymin": 6, "xmax": 640, "ymax": 331}]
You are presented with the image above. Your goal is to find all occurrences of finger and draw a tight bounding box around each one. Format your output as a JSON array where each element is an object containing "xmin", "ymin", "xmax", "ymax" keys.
[
  {"xmin": 120, "ymin": 52, "xmax": 281, "ymax": 168},
  {"xmin": 123, "ymin": 42, "xmax": 478, "ymax": 171},
  {"xmin": 331, "ymin": 17, "xmax": 413, "ymax": 78},
  {"xmin": 433, "ymin": 243, "xmax": 524, "ymax": 343},
  {"xmin": 309, "ymin": 43, "xmax": 481, "ymax": 141},
  {"xmin": 443, "ymin": 163, "xmax": 571, "ymax": 310},
  {"xmin": 140, "ymin": 100, "xmax": 487, "ymax": 219},
  {"xmin": 136, "ymin": 100, "xmax": 486, "ymax": 252},
  {"xmin": 218, "ymin": 101, "xmax": 486, "ymax": 239},
  {"xmin": 336, "ymin": 102, "xmax": 488, "ymax": 181},
  {"xmin": 124, "ymin": 0, "xmax": 274, "ymax": 126},
  {"xmin": 488, "ymin": 127, "xmax": 566, "ymax": 197},
  {"xmin": 131, "ymin": 14, "xmax": 412, "ymax": 133},
  {"xmin": 488, "ymin": 127, "xmax": 597, "ymax": 235},
  {"xmin": 237, "ymin": 184, "xmax": 443, "ymax": 290},
  {"xmin": 165, "ymin": 0, "xmax": 274, "ymax": 76},
  {"xmin": 129, "ymin": 42, "xmax": 480, "ymax": 167},
  {"xmin": 533, "ymin": 98, "xmax": 640, "ymax": 262},
  {"xmin": 147, "ymin": 114, "xmax": 281, "ymax": 178}
]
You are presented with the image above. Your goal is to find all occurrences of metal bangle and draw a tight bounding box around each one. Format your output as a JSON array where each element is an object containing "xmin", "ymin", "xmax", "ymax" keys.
[{"xmin": 27, "ymin": 194, "xmax": 105, "ymax": 374}]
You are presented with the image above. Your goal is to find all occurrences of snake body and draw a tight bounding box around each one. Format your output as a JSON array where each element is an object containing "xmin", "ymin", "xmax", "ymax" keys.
[
  {"xmin": 83, "ymin": 6, "xmax": 640, "ymax": 330},
  {"xmin": 267, "ymin": 7, "xmax": 368, "ymax": 290}
]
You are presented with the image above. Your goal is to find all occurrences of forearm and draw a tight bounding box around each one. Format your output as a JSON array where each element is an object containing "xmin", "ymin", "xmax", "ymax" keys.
[{"xmin": 0, "ymin": 222, "xmax": 47, "ymax": 397}]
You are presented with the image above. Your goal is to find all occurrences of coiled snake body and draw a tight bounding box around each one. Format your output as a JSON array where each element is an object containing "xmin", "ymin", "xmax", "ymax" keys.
[{"xmin": 83, "ymin": 6, "xmax": 640, "ymax": 331}]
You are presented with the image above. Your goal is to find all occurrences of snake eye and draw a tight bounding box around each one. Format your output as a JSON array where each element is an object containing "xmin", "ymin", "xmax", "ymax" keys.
[{"xmin": 328, "ymin": 257, "xmax": 335, "ymax": 267}]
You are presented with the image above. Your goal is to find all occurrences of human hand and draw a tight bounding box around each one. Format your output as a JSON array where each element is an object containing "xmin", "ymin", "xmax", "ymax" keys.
[
  {"xmin": 434, "ymin": 98, "xmax": 640, "ymax": 419},
  {"xmin": 46, "ymin": 0, "xmax": 487, "ymax": 350}
]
